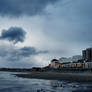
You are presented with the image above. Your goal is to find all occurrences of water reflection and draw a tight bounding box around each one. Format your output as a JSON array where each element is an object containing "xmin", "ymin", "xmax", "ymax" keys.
[{"xmin": 0, "ymin": 72, "xmax": 92, "ymax": 92}]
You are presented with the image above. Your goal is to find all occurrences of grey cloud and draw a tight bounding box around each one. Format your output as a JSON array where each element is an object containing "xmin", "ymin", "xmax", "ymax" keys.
[
  {"xmin": 0, "ymin": 27, "xmax": 26, "ymax": 44},
  {"xmin": 65, "ymin": 0, "xmax": 92, "ymax": 44},
  {"xmin": 37, "ymin": 50, "xmax": 49, "ymax": 54},
  {"xmin": 44, "ymin": 0, "xmax": 92, "ymax": 45},
  {"xmin": 0, "ymin": 47, "xmax": 8, "ymax": 57},
  {"xmin": 0, "ymin": 0, "xmax": 58, "ymax": 17},
  {"xmin": 59, "ymin": 55, "xmax": 82, "ymax": 62},
  {"xmin": 18, "ymin": 47, "xmax": 48, "ymax": 57},
  {"xmin": 0, "ymin": 46, "xmax": 38, "ymax": 68},
  {"xmin": 0, "ymin": 46, "xmax": 48, "ymax": 61},
  {"xmin": 20, "ymin": 47, "xmax": 37, "ymax": 57}
]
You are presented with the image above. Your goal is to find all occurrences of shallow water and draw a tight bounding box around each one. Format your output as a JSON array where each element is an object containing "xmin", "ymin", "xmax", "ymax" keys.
[{"xmin": 0, "ymin": 72, "xmax": 92, "ymax": 92}]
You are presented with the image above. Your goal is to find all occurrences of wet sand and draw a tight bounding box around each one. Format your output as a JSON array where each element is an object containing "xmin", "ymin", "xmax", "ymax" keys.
[{"xmin": 15, "ymin": 72, "xmax": 92, "ymax": 82}]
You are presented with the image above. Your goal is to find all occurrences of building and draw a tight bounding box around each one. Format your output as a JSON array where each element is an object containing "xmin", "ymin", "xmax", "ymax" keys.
[
  {"xmin": 82, "ymin": 48, "xmax": 92, "ymax": 61},
  {"xmin": 71, "ymin": 59, "xmax": 84, "ymax": 68},
  {"xmin": 50, "ymin": 59, "xmax": 61, "ymax": 69},
  {"xmin": 82, "ymin": 50, "xmax": 86, "ymax": 60},
  {"xmin": 61, "ymin": 62, "xmax": 71, "ymax": 68}
]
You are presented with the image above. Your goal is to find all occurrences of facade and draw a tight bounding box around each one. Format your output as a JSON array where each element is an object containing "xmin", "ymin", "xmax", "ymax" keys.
[
  {"xmin": 84, "ymin": 60, "xmax": 92, "ymax": 69},
  {"xmin": 82, "ymin": 48, "xmax": 92, "ymax": 69},
  {"xmin": 61, "ymin": 62, "xmax": 71, "ymax": 68},
  {"xmin": 50, "ymin": 59, "xmax": 61, "ymax": 69},
  {"xmin": 82, "ymin": 50, "xmax": 86, "ymax": 60},
  {"xmin": 82, "ymin": 48, "xmax": 92, "ymax": 61},
  {"xmin": 71, "ymin": 59, "xmax": 84, "ymax": 68}
]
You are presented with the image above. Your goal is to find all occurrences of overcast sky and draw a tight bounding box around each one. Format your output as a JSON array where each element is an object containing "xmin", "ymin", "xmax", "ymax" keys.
[{"xmin": 0, "ymin": 0, "xmax": 92, "ymax": 68}]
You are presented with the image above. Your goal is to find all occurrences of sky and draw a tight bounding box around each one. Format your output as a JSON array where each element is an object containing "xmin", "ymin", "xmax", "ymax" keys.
[{"xmin": 0, "ymin": 0, "xmax": 92, "ymax": 68}]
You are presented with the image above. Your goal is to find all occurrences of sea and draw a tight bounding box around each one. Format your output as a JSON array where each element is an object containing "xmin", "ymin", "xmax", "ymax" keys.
[{"xmin": 0, "ymin": 72, "xmax": 92, "ymax": 92}]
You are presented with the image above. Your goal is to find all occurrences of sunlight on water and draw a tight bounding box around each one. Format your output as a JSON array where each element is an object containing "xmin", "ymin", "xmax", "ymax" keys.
[{"xmin": 0, "ymin": 72, "xmax": 92, "ymax": 92}]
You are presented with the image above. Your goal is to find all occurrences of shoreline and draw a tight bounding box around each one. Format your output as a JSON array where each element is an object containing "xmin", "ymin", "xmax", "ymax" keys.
[{"xmin": 14, "ymin": 72, "xmax": 92, "ymax": 82}]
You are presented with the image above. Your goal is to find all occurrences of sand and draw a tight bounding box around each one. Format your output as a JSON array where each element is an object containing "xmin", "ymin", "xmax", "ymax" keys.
[{"xmin": 15, "ymin": 72, "xmax": 92, "ymax": 82}]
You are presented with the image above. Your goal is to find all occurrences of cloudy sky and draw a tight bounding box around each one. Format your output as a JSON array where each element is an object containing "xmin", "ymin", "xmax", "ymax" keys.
[{"xmin": 0, "ymin": 0, "xmax": 92, "ymax": 68}]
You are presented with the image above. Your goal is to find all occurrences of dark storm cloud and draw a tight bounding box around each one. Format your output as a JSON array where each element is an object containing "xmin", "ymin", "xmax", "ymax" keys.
[
  {"xmin": 0, "ymin": 27, "xmax": 26, "ymax": 44},
  {"xmin": 0, "ymin": 0, "xmax": 58, "ymax": 16}
]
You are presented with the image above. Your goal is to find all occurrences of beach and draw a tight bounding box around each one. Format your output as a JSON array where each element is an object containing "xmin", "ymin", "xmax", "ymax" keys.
[
  {"xmin": 15, "ymin": 72, "xmax": 92, "ymax": 82},
  {"xmin": 1, "ymin": 71, "xmax": 92, "ymax": 92}
]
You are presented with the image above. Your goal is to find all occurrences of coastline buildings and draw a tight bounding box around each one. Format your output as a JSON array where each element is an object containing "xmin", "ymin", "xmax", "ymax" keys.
[{"xmin": 49, "ymin": 48, "xmax": 92, "ymax": 69}]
